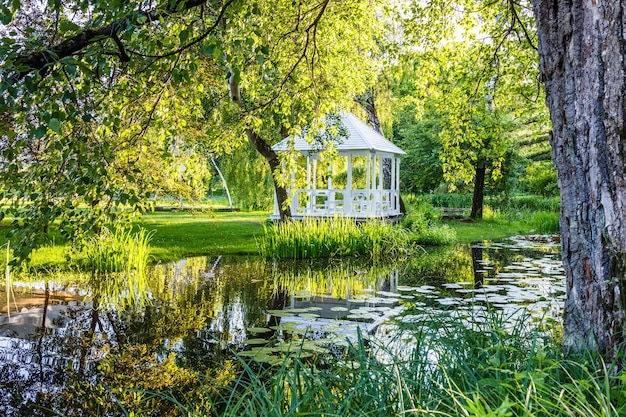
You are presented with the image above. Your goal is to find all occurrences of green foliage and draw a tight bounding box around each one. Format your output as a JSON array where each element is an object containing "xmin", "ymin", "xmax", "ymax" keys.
[
  {"xmin": 402, "ymin": 196, "xmax": 458, "ymax": 245},
  {"xmin": 520, "ymin": 161, "xmax": 559, "ymax": 197},
  {"xmin": 258, "ymin": 217, "xmax": 412, "ymax": 261},
  {"xmin": 392, "ymin": 105, "xmax": 445, "ymax": 193},
  {"xmin": 392, "ymin": 0, "xmax": 549, "ymax": 204},
  {"xmin": 220, "ymin": 146, "xmax": 273, "ymax": 211},
  {"xmin": 0, "ymin": 0, "xmax": 384, "ymax": 261}
]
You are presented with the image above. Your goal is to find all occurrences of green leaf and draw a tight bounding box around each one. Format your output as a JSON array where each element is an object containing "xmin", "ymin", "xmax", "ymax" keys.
[{"xmin": 48, "ymin": 118, "xmax": 61, "ymax": 133}]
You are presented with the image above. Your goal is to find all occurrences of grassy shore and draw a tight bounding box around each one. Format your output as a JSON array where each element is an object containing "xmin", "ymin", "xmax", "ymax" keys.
[{"xmin": 0, "ymin": 207, "xmax": 557, "ymax": 269}]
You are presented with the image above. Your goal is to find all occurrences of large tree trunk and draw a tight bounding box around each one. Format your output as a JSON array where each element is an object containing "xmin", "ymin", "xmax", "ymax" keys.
[
  {"xmin": 533, "ymin": 0, "xmax": 626, "ymax": 363},
  {"xmin": 470, "ymin": 165, "xmax": 486, "ymax": 219}
]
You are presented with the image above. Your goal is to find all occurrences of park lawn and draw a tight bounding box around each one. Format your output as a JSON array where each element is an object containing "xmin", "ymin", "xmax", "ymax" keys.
[
  {"xmin": 0, "ymin": 210, "xmax": 269, "ymax": 269},
  {"xmin": 136, "ymin": 210, "xmax": 268, "ymax": 262},
  {"xmin": 444, "ymin": 218, "xmax": 547, "ymax": 244}
]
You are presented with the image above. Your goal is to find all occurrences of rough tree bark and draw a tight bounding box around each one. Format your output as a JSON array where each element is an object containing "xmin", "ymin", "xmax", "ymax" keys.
[{"xmin": 533, "ymin": 0, "xmax": 626, "ymax": 363}]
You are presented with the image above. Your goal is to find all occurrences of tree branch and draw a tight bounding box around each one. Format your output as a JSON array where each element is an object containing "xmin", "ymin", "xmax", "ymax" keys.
[
  {"xmin": 10, "ymin": 0, "xmax": 215, "ymax": 81},
  {"xmin": 127, "ymin": 0, "xmax": 235, "ymax": 59}
]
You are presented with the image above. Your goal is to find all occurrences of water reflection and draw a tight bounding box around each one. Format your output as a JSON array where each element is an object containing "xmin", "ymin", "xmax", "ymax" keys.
[{"xmin": 0, "ymin": 236, "xmax": 564, "ymax": 415}]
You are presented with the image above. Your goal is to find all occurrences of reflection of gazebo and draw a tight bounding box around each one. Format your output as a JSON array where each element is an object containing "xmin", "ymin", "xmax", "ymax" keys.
[{"xmin": 270, "ymin": 112, "xmax": 406, "ymax": 221}]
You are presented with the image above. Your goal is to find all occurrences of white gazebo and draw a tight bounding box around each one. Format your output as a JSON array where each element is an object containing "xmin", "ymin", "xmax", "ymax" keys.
[{"xmin": 270, "ymin": 112, "xmax": 406, "ymax": 221}]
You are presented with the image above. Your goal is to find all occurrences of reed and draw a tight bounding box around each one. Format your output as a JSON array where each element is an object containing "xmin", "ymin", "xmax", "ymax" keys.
[
  {"xmin": 4, "ymin": 241, "xmax": 17, "ymax": 319},
  {"xmin": 83, "ymin": 225, "xmax": 154, "ymax": 308},
  {"xmin": 169, "ymin": 308, "xmax": 626, "ymax": 417},
  {"xmin": 258, "ymin": 217, "xmax": 412, "ymax": 260}
]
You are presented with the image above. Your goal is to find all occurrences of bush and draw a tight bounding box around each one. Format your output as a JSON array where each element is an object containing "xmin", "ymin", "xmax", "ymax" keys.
[{"xmin": 409, "ymin": 223, "xmax": 457, "ymax": 245}]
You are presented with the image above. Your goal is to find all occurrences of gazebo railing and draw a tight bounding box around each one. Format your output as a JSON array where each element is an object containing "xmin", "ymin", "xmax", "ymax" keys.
[{"xmin": 291, "ymin": 189, "xmax": 401, "ymax": 218}]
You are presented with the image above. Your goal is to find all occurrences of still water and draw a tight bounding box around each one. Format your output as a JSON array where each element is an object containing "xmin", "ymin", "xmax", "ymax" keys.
[{"xmin": 0, "ymin": 235, "xmax": 564, "ymax": 414}]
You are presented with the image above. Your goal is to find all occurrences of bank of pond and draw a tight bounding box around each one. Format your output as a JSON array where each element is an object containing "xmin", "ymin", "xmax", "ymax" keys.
[{"xmin": 1, "ymin": 236, "xmax": 625, "ymax": 416}]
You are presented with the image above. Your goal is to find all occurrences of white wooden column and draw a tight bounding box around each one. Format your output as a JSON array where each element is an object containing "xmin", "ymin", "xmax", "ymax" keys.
[
  {"xmin": 377, "ymin": 154, "xmax": 383, "ymax": 215},
  {"xmin": 346, "ymin": 154, "xmax": 353, "ymax": 216},
  {"xmin": 365, "ymin": 153, "xmax": 371, "ymax": 190},
  {"xmin": 291, "ymin": 164, "xmax": 297, "ymax": 214},
  {"xmin": 395, "ymin": 158, "xmax": 401, "ymax": 213},
  {"xmin": 328, "ymin": 160, "xmax": 334, "ymax": 215},
  {"xmin": 306, "ymin": 155, "xmax": 311, "ymax": 190}
]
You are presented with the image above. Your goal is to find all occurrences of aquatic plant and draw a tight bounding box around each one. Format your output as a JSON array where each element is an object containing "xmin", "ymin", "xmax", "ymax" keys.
[
  {"xmin": 258, "ymin": 217, "xmax": 412, "ymax": 260},
  {"xmin": 83, "ymin": 226, "xmax": 152, "ymax": 276},
  {"xmin": 172, "ymin": 309, "xmax": 626, "ymax": 417},
  {"xmin": 83, "ymin": 225, "xmax": 153, "ymax": 308}
]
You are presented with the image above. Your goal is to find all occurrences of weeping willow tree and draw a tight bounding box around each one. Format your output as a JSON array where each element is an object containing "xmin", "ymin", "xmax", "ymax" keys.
[{"xmin": 219, "ymin": 146, "xmax": 273, "ymax": 211}]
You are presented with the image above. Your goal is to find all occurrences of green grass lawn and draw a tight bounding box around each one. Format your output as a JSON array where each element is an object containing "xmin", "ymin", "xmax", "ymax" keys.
[
  {"xmin": 0, "ymin": 210, "xmax": 269, "ymax": 269},
  {"xmin": 137, "ymin": 210, "xmax": 267, "ymax": 262},
  {"xmin": 444, "ymin": 218, "xmax": 549, "ymax": 243}
]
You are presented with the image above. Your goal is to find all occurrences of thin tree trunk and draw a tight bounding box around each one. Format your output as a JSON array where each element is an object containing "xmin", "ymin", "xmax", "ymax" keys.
[
  {"xmin": 356, "ymin": 90, "xmax": 407, "ymax": 213},
  {"xmin": 355, "ymin": 91, "xmax": 383, "ymax": 134},
  {"xmin": 247, "ymin": 129, "xmax": 291, "ymax": 220},
  {"xmin": 533, "ymin": 0, "xmax": 626, "ymax": 364},
  {"xmin": 228, "ymin": 67, "xmax": 291, "ymax": 220},
  {"xmin": 470, "ymin": 165, "xmax": 486, "ymax": 219}
]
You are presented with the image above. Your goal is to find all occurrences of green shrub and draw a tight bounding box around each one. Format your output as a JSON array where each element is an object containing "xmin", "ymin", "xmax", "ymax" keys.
[
  {"xmin": 409, "ymin": 223, "xmax": 457, "ymax": 245},
  {"xmin": 520, "ymin": 161, "xmax": 559, "ymax": 197}
]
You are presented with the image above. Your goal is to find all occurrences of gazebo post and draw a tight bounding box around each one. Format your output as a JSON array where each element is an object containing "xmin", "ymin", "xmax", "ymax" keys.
[
  {"xmin": 365, "ymin": 153, "xmax": 371, "ymax": 191},
  {"xmin": 346, "ymin": 154, "xmax": 353, "ymax": 217},
  {"xmin": 306, "ymin": 154, "xmax": 311, "ymax": 215},
  {"xmin": 377, "ymin": 154, "xmax": 383, "ymax": 215},
  {"xmin": 328, "ymin": 162, "xmax": 334, "ymax": 216}
]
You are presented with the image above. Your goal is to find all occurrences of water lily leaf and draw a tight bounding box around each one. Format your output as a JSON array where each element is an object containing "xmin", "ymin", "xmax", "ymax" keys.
[{"xmin": 247, "ymin": 327, "xmax": 271, "ymax": 334}]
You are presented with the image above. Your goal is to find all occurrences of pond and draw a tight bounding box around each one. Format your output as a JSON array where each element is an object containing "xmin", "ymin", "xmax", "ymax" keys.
[{"xmin": 0, "ymin": 235, "xmax": 564, "ymax": 415}]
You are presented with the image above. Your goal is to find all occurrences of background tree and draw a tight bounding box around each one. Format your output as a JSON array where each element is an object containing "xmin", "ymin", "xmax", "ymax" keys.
[
  {"xmin": 211, "ymin": 0, "xmax": 382, "ymax": 220},
  {"xmin": 395, "ymin": 0, "xmax": 548, "ymax": 218}
]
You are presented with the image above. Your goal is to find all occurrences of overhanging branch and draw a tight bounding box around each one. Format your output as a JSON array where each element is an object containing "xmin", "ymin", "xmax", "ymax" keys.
[{"xmin": 10, "ymin": 0, "xmax": 217, "ymax": 81}]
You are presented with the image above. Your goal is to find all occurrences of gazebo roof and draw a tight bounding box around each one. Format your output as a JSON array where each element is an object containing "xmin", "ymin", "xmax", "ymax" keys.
[{"xmin": 272, "ymin": 112, "xmax": 406, "ymax": 155}]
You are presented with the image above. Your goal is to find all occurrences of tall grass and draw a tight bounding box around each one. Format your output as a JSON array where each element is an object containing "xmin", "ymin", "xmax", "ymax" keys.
[
  {"xmin": 170, "ymin": 309, "xmax": 626, "ymax": 417},
  {"xmin": 258, "ymin": 217, "xmax": 411, "ymax": 260},
  {"xmin": 83, "ymin": 225, "xmax": 153, "ymax": 308}
]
